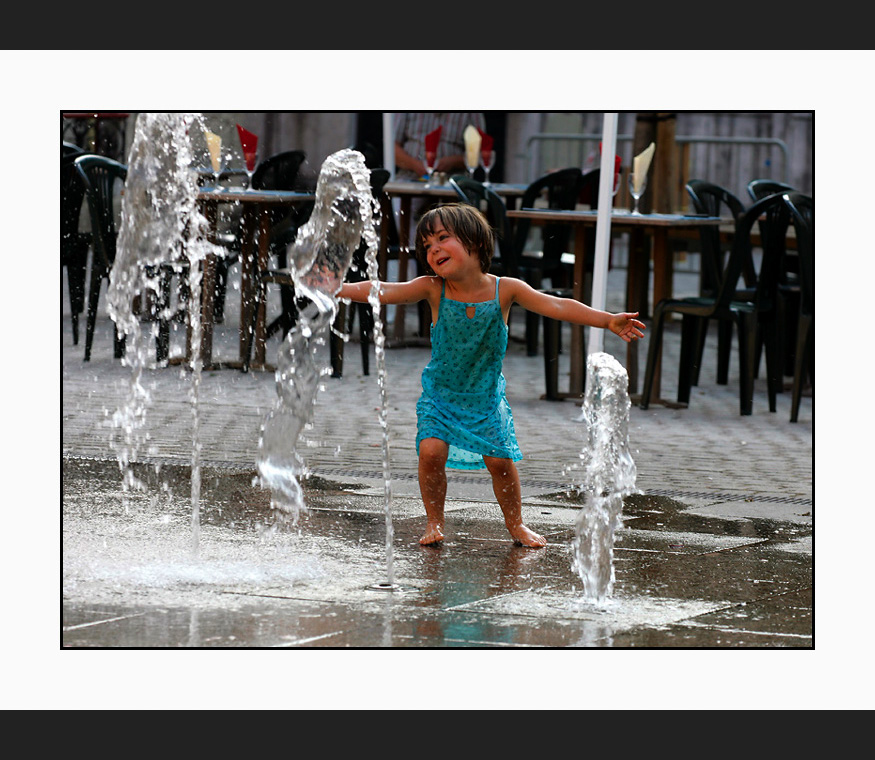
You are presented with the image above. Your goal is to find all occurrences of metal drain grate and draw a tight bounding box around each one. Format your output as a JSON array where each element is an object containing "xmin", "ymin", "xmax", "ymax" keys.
[
  {"xmin": 644, "ymin": 487, "xmax": 811, "ymax": 508},
  {"xmin": 63, "ymin": 455, "xmax": 812, "ymax": 508}
]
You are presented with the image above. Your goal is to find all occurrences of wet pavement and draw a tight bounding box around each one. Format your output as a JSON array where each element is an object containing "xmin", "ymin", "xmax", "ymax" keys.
[{"xmin": 61, "ymin": 259, "xmax": 816, "ymax": 655}]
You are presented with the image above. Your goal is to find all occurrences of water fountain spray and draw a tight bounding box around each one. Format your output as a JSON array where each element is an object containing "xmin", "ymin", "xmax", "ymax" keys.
[
  {"xmin": 108, "ymin": 112, "xmax": 220, "ymax": 556},
  {"xmin": 256, "ymin": 150, "xmax": 392, "ymax": 560},
  {"xmin": 107, "ymin": 122, "xmax": 391, "ymax": 577},
  {"xmin": 569, "ymin": 352, "xmax": 639, "ymax": 603}
]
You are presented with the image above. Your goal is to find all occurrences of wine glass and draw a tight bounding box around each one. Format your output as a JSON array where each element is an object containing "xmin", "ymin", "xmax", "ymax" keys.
[
  {"xmin": 465, "ymin": 150, "xmax": 478, "ymax": 180},
  {"xmin": 205, "ymin": 132, "xmax": 223, "ymax": 190},
  {"xmin": 243, "ymin": 149, "xmax": 258, "ymax": 190},
  {"xmin": 236, "ymin": 125, "xmax": 259, "ymax": 190},
  {"xmin": 424, "ymin": 150, "xmax": 437, "ymax": 186},
  {"xmin": 628, "ymin": 167, "xmax": 647, "ymax": 215},
  {"xmin": 611, "ymin": 166, "xmax": 621, "ymax": 207},
  {"xmin": 480, "ymin": 148, "xmax": 496, "ymax": 186},
  {"xmin": 211, "ymin": 153, "xmax": 226, "ymax": 190}
]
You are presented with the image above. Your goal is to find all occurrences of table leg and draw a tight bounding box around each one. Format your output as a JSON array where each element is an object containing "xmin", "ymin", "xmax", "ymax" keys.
[
  {"xmin": 378, "ymin": 195, "xmax": 391, "ymax": 329},
  {"xmin": 568, "ymin": 225, "xmax": 587, "ymax": 396},
  {"xmin": 625, "ymin": 229, "xmax": 648, "ymax": 395},
  {"xmin": 627, "ymin": 226, "xmax": 676, "ymax": 405},
  {"xmin": 187, "ymin": 199, "xmax": 217, "ymax": 370},
  {"xmin": 238, "ymin": 204, "xmax": 258, "ymax": 364},
  {"xmin": 200, "ymin": 252, "xmax": 216, "ymax": 369},
  {"xmin": 253, "ymin": 208, "xmax": 272, "ymax": 368},
  {"xmin": 649, "ymin": 227, "xmax": 673, "ymax": 400},
  {"xmin": 392, "ymin": 197, "xmax": 412, "ymax": 342},
  {"xmin": 378, "ymin": 195, "xmax": 390, "ymax": 282}
]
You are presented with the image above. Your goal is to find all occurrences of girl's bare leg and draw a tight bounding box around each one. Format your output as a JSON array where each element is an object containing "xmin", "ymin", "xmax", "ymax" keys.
[
  {"xmin": 418, "ymin": 438, "xmax": 449, "ymax": 545},
  {"xmin": 483, "ymin": 456, "xmax": 547, "ymax": 548}
]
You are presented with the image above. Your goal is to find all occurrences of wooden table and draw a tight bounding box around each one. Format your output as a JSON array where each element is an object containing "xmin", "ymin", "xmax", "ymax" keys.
[
  {"xmin": 382, "ymin": 180, "xmax": 526, "ymax": 343},
  {"xmin": 506, "ymin": 208, "xmax": 723, "ymax": 403},
  {"xmin": 193, "ymin": 187, "xmax": 315, "ymax": 370}
]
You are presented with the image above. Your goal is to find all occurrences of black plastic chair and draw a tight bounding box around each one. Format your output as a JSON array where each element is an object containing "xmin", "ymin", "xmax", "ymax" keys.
[
  {"xmin": 63, "ymin": 141, "xmax": 85, "ymax": 158},
  {"xmin": 448, "ymin": 175, "xmax": 516, "ymax": 277},
  {"xmin": 512, "ymin": 169, "xmax": 603, "ymax": 397},
  {"xmin": 73, "ymin": 154, "xmax": 128, "ymax": 361},
  {"xmin": 62, "ymin": 147, "xmax": 92, "ymax": 345},
  {"xmin": 247, "ymin": 151, "xmax": 313, "ymax": 340},
  {"xmin": 512, "ymin": 168, "xmax": 589, "ymax": 356},
  {"xmin": 253, "ymin": 150, "xmax": 308, "ymax": 194},
  {"xmin": 514, "ymin": 167, "xmax": 587, "ymax": 285},
  {"xmin": 783, "ymin": 192, "xmax": 813, "ymax": 423},
  {"xmin": 685, "ymin": 180, "xmax": 749, "ymax": 386},
  {"xmin": 747, "ymin": 179, "xmax": 795, "ymax": 202},
  {"xmin": 330, "ymin": 168, "xmax": 391, "ymax": 378},
  {"xmin": 640, "ymin": 191, "xmax": 790, "ymax": 415},
  {"xmin": 547, "ymin": 168, "xmax": 606, "ymax": 398},
  {"xmin": 748, "ymin": 179, "xmax": 801, "ymax": 376}
]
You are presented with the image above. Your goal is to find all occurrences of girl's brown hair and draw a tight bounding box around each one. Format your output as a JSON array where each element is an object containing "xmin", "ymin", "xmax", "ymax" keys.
[{"xmin": 415, "ymin": 203, "xmax": 495, "ymax": 275}]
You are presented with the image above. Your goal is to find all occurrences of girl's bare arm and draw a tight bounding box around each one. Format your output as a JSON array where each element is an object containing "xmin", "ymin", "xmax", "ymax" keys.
[
  {"xmin": 339, "ymin": 276, "xmax": 438, "ymax": 306},
  {"xmin": 502, "ymin": 278, "xmax": 645, "ymax": 341}
]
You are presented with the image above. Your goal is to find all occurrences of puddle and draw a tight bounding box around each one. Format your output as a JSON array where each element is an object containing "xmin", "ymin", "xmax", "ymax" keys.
[{"xmin": 63, "ymin": 457, "xmax": 812, "ymax": 647}]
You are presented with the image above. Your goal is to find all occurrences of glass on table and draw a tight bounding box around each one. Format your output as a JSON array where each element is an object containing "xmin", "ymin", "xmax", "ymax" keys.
[
  {"xmin": 628, "ymin": 167, "xmax": 648, "ymax": 215},
  {"xmin": 464, "ymin": 149, "xmax": 478, "ymax": 180},
  {"xmin": 236, "ymin": 124, "xmax": 259, "ymax": 190},
  {"xmin": 480, "ymin": 148, "xmax": 496, "ymax": 186},
  {"xmin": 243, "ymin": 149, "xmax": 258, "ymax": 190},
  {"xmin": 424, "ymin": 150, "xmax": 437, "ymax": 186},
  {"xmin": 204, "ymin": 131, "xmax": 224, "ymax": 191}
]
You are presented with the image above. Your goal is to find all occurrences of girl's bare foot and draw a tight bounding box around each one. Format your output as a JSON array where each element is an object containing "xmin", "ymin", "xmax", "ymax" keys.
[
  {"xmin": 420, "ymin": 522, "xmax": 445, "ymax": 546},
  {"xmin": 509, "ymin": 523, "xmax": 547, "ymax": 548}
]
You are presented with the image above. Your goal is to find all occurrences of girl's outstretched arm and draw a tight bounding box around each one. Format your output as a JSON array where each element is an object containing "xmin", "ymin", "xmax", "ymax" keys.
[
  {"xmin": 339, "ymin": 275, "xmax": 438, "ymax": 306},
  {"xmin": 503, "ymin": 277, "xmax": 645, "ymax": 342}
]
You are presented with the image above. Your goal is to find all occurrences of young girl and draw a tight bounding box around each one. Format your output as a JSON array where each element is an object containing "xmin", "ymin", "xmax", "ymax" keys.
[{"xmin": 338, "ymin": 203, "xmax": 645, "ymax": 548}]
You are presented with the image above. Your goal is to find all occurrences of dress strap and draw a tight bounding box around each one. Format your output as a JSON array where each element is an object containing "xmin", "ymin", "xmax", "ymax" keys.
[{"xmin": 494, "ymin": 276, "xmax": 501, "ymax": 301}]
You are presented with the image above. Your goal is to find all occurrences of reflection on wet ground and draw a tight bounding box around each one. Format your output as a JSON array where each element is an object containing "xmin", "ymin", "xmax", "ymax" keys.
[{"xmin": 63, "ymin": 458, "xmax": 812, "ymax": 648}]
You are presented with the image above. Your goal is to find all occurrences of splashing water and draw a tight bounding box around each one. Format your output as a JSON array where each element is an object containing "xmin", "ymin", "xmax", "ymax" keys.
[
  {"xmin": 107, "ymin": 112, "xmax": 221, "ymax": 556},
  {"xmin": 568, "ymin": 352, "xmax": 638, "ymax": 603},
  {"xmin": 256, "ymin": 149, "xmax": 393, "ymax": 583},
  {"xmin": 105, "ymin": 128, "xmax": 393, "ymax": 580}
]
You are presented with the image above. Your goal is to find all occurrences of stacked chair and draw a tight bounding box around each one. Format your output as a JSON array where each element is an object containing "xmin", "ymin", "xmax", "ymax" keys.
[
  {"xmin": 748, "ymin": 178, "xmax": 800, "ymax": 379},
  {"xmin": 783, "ymin": 192, "xmax": 813, "ymax": 422},
  {"xmin": 747, "ymin": 179, "xmax": 795, "ymax": 202},
  {"xmin": 61, "ymin": 144, "xmax": 90, "ymax": 345},
  {"xmin": 640, "ymin": 191, "xmax": 791, "ymax": 415},
  {"xmin": 684, "ymin": 180, "xmax": 749, "ymax": 387},
  {"xmin": 73, "ymin": 155, "xmax": 129, "ymax": 361},
  {"xmin": 513, "ymin": 168, "xmax": 586, "ymax": 357},
  {"xmin": 514, "ymin": 168, "xmax": 603, "ymax": 398}
]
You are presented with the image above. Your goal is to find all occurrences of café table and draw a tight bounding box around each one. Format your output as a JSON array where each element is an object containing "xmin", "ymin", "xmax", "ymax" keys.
[
  {"xmin": 194, "ymin": 167, "xmax": 248, "ymax": 186},
  {"xmin": 382, "ymin": 179, "xmax": 527, "ymax": 343},
  {"xmin": 506, "ymin": 207, "xmax": 724, "ymax": 404},
  {"xmin": 188, "ymin": 186, "xmax": 316, "ymax": 370}
]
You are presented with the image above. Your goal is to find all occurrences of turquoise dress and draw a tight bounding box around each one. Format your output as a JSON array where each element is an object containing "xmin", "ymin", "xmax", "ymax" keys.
[{"xmin": 416, "ymin": 277, "xmax": 523, "ymax": 470}]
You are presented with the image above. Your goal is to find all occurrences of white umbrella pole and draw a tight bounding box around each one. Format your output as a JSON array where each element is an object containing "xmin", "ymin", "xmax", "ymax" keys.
[
  {"xmin": 382, "ymin": 113, "xmax": 395, "ymax": 178},
  {"xmin": 587, "ymin": 112, "xmax": 619, "ymax": 357}
]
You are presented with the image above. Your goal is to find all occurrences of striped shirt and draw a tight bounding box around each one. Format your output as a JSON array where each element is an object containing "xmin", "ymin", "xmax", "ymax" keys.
[{"xmin": 393, "ymin": 112, "xmax": 485, "ymax": 179}]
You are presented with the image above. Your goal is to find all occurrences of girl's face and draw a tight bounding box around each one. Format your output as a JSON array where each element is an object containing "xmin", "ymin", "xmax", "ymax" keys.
[{"xmin": 422, "ymin": 222, "xmax": 477, "ymax": 278}]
